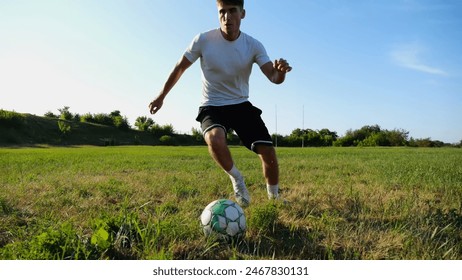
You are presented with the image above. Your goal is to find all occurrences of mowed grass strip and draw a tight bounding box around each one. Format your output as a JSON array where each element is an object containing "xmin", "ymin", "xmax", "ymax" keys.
[{"xmin": 1, "ymin": 146, "xmax": 461, "ymax": 259}]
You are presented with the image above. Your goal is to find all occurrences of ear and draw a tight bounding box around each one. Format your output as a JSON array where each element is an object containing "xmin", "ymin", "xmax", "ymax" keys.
[{"xmin": 241, "ymin": 9, "xmax": 246, "ymax": 19}]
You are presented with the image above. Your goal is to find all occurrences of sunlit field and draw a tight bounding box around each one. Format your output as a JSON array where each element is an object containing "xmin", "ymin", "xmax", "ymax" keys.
[{"xmin": 1, "ymin": 146, "xmax": 461, "ymax": 259}]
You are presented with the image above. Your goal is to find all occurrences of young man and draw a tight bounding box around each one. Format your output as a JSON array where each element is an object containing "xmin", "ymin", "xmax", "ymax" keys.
[{"xmin": 149, "ymin": 0, "xmax": 292, "ymax": 207}]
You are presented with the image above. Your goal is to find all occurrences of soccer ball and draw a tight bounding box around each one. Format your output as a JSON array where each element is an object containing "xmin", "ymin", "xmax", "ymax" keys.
[{"xmin": 200, "ymin": 199, "xmax": 246, "ymax": 239}]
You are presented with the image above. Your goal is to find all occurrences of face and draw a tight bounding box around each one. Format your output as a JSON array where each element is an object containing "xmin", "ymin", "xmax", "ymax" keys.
[{"xmin": 217, "ymin": 2, "xmax": 245, "ymax": 41}]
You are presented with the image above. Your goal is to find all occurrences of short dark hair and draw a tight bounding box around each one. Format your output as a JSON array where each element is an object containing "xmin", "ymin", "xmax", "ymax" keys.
[{"xmin": 217, "ymin": 0, "xmax": 244, "ymax": 9}]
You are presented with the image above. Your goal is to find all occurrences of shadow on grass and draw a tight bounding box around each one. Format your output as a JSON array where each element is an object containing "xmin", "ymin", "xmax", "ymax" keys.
[{"xmin": 173, "ymin": 221, "xmax": 359, "ymax": 260}]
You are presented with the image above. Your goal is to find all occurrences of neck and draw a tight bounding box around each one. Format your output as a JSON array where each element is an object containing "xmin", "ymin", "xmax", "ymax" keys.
[{"xmin": 220, "ymin": 29, "xmax": 241, "ymax": 41}]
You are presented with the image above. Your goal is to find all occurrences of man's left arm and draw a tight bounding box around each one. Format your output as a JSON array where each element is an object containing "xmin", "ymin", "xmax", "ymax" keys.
[{"xmin": 261, "ymin": 59, "xmax": 292, "ymax": 84}]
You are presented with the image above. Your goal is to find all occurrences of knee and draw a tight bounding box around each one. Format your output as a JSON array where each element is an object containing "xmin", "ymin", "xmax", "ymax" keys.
[
  {"xmin": 256, "ymin": 145, "xmax": 278, "ymax": 165},
  {"xmin": 204, "ymin": 128, "xmax": 227, "ymax": 148}
]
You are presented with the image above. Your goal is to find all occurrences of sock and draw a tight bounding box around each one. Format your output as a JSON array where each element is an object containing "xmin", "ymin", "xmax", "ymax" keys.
[
  {"xmin": 225, "ymin": 165, "xmax": 242, "ymax": 180},
  {"xmin": 267, "ymin": 184, "xmax": 279, "ymax": 198}
]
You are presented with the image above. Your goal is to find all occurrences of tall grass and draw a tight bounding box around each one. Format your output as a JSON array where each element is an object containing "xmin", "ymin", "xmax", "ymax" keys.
[{"xmin": 0, "ymin": 146, "xmax": 461, "ymax": 259}]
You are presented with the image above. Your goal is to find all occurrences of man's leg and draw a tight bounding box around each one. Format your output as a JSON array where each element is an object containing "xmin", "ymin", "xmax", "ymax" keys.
[
  {"xmin": 203, "ymin": 127, "xmax": 233, "ymax": 171},
  {"xmin": 255, "ymin": 145, "xmax": 280, "ymax": 199},
  {"xmin": 204, "ymin": 127, "xmax": 250, "ymax": 207}
]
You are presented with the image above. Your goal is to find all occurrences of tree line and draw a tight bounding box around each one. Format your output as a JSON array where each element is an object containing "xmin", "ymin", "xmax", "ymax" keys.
[
  {"xmin": 3, "ymin": 107, "xmax": 455, "ymax": 148},
  {"xmin": 274, "ymin": 125, "xmax": 457, "ymax": 148}
]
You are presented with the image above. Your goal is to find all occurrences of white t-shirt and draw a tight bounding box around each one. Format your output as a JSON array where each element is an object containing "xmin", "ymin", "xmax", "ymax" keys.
[{"xmin": 184, "ymin": 29, "xmax": 271, "ymax": 106}]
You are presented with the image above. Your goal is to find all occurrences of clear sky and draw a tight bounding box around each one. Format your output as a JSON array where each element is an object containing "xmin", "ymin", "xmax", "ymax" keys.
[{"xmin": 1, "ymin": 0, "xmax": 461, "ymax": 143}]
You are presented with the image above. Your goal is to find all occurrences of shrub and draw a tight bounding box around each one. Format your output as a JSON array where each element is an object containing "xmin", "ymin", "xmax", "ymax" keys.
[
  {"xmin": 58, "ymin": 120, "xmax": 71, "ymax": 136},
  {"xmin": 359, "ymin": 133, "xmax": 389, "ymax": 147},
  {"xmin": 159, "ymin": 135, "xmax": 175, "ymax": 145},
  {"xmin": 80, "ymin": 113, "xmax": 95, "ymax": 123}
]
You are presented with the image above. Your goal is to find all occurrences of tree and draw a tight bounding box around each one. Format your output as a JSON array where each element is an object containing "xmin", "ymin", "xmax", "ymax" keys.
[
  {"xmin": 385, "ymin": 129, "xmax": 409, "ymax": 146},
  {"xmin": 318, "ymin": 128, "xmax": 338, "ymax": 146},
  {"xmin": 286, "ymin": 128, "xmax": 338, "ymax": 147},
  {"xmin": 110, "ymin": 110, "xmax": 121, "ymax": 118},
  {"xmin": 354, "ymin": 125, "xmax": 381, "ymax": 143},
  {"xmin": 135, "ymin": 116, "xmax": 154, "ymax": 131},
  {"xmin": 335, "ymin": 125, "xmax": 410, "ymax": 147},
  {"xmin": 92, "ymin": 113, "xmax": 113, "ymax": 126},
  {"xmin": 113, "ymin": 115, "xmax": 130, "ymax": 131},
  {"xmin": 58, "ymin": 106, "xmax": 73, "ymax": 121},
  {"xmin": 409, "ymin": 137, "xmax": 445, "ymax": 148},
  {"xmin": 334, "ymin": 131, "xmax": 355, "ymax": 147},
  {"xmin": 44, "ymin": 111, "xmax": 58, "ymax": 118}
]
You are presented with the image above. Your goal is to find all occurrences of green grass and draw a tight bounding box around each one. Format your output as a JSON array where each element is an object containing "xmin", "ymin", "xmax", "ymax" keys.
[{"xmin": 1, "ymin": 146, "xmax": 461, "ymax": 259}]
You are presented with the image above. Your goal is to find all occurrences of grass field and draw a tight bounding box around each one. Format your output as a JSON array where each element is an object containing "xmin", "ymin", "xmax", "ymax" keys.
[{"xmin": 1, "ymin": 146, "xmax": 461, "ymax": 260}]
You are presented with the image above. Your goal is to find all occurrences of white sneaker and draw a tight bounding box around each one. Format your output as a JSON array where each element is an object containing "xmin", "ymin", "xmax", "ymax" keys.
[{"xmin": 231, "ymin": 176, "xmax": 250, "ymax": 208}]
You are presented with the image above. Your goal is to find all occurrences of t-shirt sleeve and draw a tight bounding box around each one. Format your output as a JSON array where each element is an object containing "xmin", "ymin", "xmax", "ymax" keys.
[
  {"xmin": 184, "ymin": 33, "xmax": 202, "ymax": 63},
  {"xmin": 254, "ymin": 40, "xmax": 271, "ymax": 67}
]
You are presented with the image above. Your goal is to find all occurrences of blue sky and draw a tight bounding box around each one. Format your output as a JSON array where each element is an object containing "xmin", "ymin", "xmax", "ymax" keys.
[{"xmin": 1, "ymin": 0, "xmax": 461, "ymax": 143}]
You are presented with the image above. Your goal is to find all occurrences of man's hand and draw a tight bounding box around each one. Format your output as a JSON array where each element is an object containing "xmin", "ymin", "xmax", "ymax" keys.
[
  {"xmin": 149, "ymin": 97, "xmax": 164, "ymax": 115},
  {"xmin": 261, "ymin": 58, "xmax": 292, "ymax": 84},
  {"xmin": 274, "ymin": 58, "xmax": 292, "ymax": 73}
]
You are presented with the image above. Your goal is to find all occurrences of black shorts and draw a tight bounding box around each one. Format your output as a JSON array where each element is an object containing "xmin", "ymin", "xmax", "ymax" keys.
[{"xmin": 196, "ymin": 101, "xmax": 273, "ymax": 152}]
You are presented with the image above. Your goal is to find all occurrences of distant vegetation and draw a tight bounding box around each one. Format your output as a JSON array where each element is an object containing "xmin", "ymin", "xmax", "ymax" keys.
[
  {"xmin": 0, "ymin": 109, "xmax": 26, "ymax": 128},
  {"xmin": 45, "ymin": 106, "xmax": 131, "ymax": 131},
  {"xmin": 1, "ymin": 108, "xmax": 461, "ymax": 147},
  {"xmin": 276, "ymin": 124, "xmax": 458, "ymax": 148}
]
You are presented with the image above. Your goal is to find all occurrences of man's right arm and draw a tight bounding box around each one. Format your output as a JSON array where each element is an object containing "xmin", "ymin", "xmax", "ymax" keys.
[
  {"xmin": 149, "ymin": 55, "xmax": 193, "ymax": 114},
  {"xmin": 260, "ymin": 59, "xmax": 292, "ymax": 85}
]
